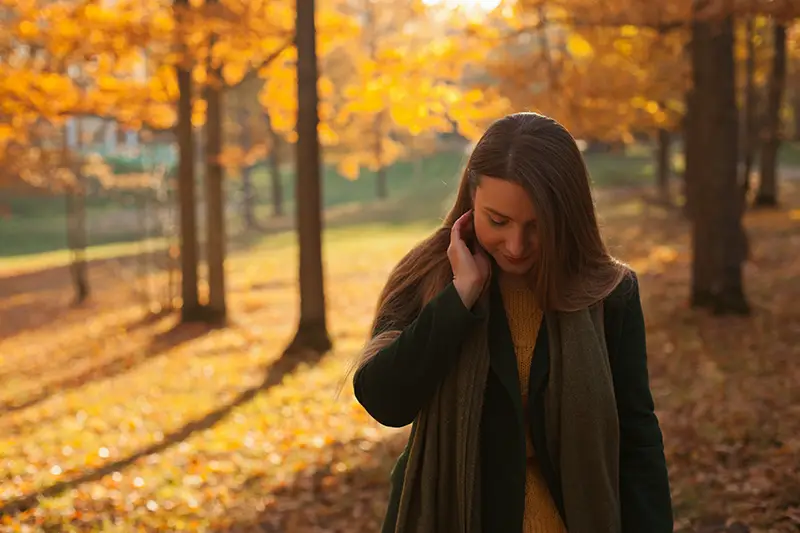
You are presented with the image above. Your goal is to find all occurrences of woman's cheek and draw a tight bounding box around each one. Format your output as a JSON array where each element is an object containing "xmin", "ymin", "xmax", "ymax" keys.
[{"xmin": 474, "ymin": 222, "xmax": 500, "ymax": 252}]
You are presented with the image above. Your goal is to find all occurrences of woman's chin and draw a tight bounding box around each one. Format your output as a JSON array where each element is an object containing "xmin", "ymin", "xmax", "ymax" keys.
[{"xmin": 496, "ymin": 257, "xmax": 535, "ymax": 276}]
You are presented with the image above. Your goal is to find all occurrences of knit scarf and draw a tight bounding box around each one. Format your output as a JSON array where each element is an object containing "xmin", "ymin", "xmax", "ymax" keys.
[{"xmin": 393, "ymin": 287, "xmax": 621, "ymax": 533}]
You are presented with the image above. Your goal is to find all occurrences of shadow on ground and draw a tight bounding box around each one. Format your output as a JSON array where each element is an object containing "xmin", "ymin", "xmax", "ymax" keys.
[
  {"xmin": 0, "ymin": 344, "xmax": 330, "ymax": 518},
  {"xmin": 208, "ymin": 431, "xmax": 409, "ymax": 533}
]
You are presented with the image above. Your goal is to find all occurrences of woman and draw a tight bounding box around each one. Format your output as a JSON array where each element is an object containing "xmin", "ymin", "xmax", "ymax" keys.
[{"xmin": 352, "ymin": 112, "xmax": 673, "ymax": 533}]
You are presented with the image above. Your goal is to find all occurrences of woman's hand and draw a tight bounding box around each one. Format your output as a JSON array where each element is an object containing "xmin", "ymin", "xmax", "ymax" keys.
[{"xmin": 448, "ymin": 210, "xmax": 491, "ymax": 308}]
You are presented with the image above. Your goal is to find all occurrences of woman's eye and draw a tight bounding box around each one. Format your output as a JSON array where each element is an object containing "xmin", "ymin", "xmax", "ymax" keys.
[{"xmin": 488, "ymin": 217, "xmax": 506, "ymax": 227}]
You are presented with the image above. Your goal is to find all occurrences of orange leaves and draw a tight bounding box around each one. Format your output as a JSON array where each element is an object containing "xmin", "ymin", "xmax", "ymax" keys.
[
  {"xmin": 566, "ymin": 34, "xmax": 594, "ymax": 58},
  {"xmin": 0, "ymin": 67, "xmax": 81, "ymax": 123}
]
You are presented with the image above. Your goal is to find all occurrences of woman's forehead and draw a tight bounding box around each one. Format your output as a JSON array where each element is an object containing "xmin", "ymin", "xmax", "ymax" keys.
[{"xmin": 475, "ymin": 177, "xmax": 537, "ymax": 221}]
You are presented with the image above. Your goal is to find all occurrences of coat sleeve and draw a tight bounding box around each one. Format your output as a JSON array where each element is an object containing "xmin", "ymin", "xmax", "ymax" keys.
[
  {"xmin": 353, "ymin": 281, "xmax": 483, "ymax": 428},
  {"xmin": 610, "ymin": 273, "xmax": 674, "ymax": 533}
]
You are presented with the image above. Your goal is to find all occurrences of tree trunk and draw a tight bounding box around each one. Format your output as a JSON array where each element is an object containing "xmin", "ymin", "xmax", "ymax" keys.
[
  {"xmin": 265, "ymin": 111, "xmax": 284, "ymax": 217},
  {"xmin": 204, "ymin": 32, "xmax": 227, "ymax": 324},
  {"xmin": 754, "ymin": 22, "xmax": 787, "ymax": 208},
  {"xmin": 708, "ymin": 15, "xmax": 749, "ymax": 315},
  {"xmin": 65, "ymin": 190, "xmax": 89, "ymax": 305},
  {"xmin": 656, "ymin": 126, "xmax": 671, "ymax": 203},
  {"xmin": 65, "ymin": 167, "xmax": 89, "ymax": 305},
  {"xmin": 174, "ymin": 0, "xmax": 202, "ymax": 322},
  {"xmin": 289, "ymin": 0, "xmax": 332, "ymax": 354},
  {"xmin": 63, "ymin": 120, "xmax": 89, "ymax": 305},
  {"xmin": 740, "ymin": 18, "xmax": 757, "ymax": 198},
  {"xmin": 687, "ymin": 11, "xmax": 715, "ymax": 306}
]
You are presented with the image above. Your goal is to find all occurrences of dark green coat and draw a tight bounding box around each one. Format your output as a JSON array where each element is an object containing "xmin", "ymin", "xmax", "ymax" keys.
[{"xmin": 353, "ymin": 271, "xmax": 673, "ymax": 533}]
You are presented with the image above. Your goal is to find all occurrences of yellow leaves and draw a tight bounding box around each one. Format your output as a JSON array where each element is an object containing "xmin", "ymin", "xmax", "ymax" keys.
[
  {"xmin": 338, "ymin": 155, "xmax": 361, "ymax": 181},
  {"xmin": 631, "ymin": 97, "xmax": 662, "ymax": 115},
  {"xmin": 222, "ymin": 62, "xmax": 247, "ymax": 85},
  {"xmin": 192, "ymin": 64, "xmax": 207, "ymax": 85},
  {"xmin": 192, "ymin": 99, "xmax": 207, "ymax": 128},
  {"xmin": 143, "ymin": 103, "xmax": 177, "ymax": 130},
  {"xmin": 613, "ymin": 38, "xmax": 634, "ymax": 56},
  {"xmin": 152, "ymin": 10, "xmax": 175, "ymax": 33},
  {"xmin": 567, "ymin": 34, "xmax": 594, "ymax": 59},
  {"xmin": 16, "ymin": 20, "xmax": 38, "ymax": 38},
  {"xmin": 97, "ymin": 75, "xmax": 120, "ymax": 91},
  {"xmin": 217, "ymin": 146, "xmax": 246, "ymax": 171},
  {"xmin": 154, "ymin": 65, "xmax": 179, "ymax": 101},
  {"xmin": 54, "ymin": 18, "xmax": 81, "ymax": 39},
  {"xmin": 83, "ymin": 3, "xmax": 116, "ymax": 24}
]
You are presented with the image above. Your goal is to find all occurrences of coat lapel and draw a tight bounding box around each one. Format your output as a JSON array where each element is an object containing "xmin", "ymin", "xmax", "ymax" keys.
[
  {"xmin": 487, "ymin": 272, "xmax": 567, "ymax": 522},
  {"xmin": 528, "ymin": 314, "xmax": 567, "ymax": 521},
  {"xmin": 487, "ymin": 273, "xmax": 524, "ymax": 422}
]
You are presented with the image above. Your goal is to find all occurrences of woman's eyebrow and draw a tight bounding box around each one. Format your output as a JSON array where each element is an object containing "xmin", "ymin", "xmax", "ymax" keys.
[
  {"xmin": 484, "ymin": 206, "xmax": 537, "ymax": 224},
  {"xmin": 484, "ymin": 207, "xmax": 510, "ymax": 219}
]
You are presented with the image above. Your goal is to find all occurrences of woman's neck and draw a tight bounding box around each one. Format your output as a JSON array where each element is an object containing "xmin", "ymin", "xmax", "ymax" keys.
[{"xmin": 498, "ymin": 271, "xmax": 534, "ymax": 291}]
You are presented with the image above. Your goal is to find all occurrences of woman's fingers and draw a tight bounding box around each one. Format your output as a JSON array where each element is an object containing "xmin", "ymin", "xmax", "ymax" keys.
[{"xmin": 451, "ymin": 210, "xmax": 472, "ymax": 247}]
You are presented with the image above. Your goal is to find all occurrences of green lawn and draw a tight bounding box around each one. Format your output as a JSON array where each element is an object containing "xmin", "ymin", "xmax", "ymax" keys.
[{"xmin": 2, "ymin": 141, "xmax": 799, "ymax": 261}]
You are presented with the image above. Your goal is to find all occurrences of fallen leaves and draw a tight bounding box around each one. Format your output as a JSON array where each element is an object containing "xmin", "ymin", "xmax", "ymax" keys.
[{"xmin": 0, "ymin": 183, "xmax": 799, "ymax": 532}]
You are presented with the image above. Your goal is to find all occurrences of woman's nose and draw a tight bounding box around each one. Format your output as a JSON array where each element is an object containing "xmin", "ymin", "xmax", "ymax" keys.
[{"xmin": 505, "ymin": 230, "xmax": 526, "ymax": 257}]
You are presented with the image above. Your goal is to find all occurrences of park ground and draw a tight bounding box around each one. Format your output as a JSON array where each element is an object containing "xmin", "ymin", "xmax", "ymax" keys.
[{"xmin": 1, "ymin": 147, "xmax": 800, "ymax": 532}]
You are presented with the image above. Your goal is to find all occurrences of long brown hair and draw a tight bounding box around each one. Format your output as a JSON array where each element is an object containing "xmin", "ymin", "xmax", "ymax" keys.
[{"xmin": 356, "ymin": 112, "xmax": 628, "ymax": 369}]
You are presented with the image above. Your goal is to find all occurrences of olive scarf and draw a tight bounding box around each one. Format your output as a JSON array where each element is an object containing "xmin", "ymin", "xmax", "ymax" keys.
[{"xmin": 393, "ymin": 288, "xmax": 621, "ymax": 533}]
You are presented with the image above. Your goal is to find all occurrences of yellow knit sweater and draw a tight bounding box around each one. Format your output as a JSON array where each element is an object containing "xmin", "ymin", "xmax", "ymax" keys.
[{"xmin": 499, "ymin": 275, "xmax": 568, "ymax": 533}]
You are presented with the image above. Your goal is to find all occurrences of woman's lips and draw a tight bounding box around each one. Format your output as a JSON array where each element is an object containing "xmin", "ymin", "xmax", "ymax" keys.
[{"xmin": 504, "ymin": 255, "xmax": 528, "ymax": 265}]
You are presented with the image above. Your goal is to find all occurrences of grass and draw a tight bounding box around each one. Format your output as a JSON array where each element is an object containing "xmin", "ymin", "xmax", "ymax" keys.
[
  {"xmin": 0, "ymin": 143, "xmax": 666, "ymax": 260},
  {"xmin": 3, "ymin": 140, "xmax": 800, "ymax": 262},
  {"xmin": 0, "ymin": 180, "xmax": 799, "ymax": 531}
]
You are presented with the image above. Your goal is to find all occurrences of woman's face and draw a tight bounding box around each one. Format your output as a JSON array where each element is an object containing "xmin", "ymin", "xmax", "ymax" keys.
[{"xmin": 472, "ymin": 176, "xmax": 540, "ymax": 276}]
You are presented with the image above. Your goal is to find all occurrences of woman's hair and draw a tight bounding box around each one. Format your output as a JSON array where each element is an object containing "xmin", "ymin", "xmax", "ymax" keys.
[{"xmin": 355, "ymin": 112, "xmax": 628, "ymax": 371}]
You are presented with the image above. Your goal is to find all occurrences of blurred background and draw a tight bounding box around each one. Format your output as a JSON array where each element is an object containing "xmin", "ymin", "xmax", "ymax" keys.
[{"xmin": 1, "ymin": 0, "xmax": 799, "ymax": 531}]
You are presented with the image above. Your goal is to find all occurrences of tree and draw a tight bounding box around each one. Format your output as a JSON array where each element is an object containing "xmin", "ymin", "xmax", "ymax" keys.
[
  {"xmin": 754, "ymin": 20, "xmax": 788, "ymax": 207},
  {"xmin": 173, "ymin": 0, "xmax": 204, "ymax": 322},
  {"xmin": 687, "ymin": 6, "xmax": 749, "ymax": 314},
  {"xmin": 63, "ymin": 121, "xmax": 90, "ymax": 305},
  {"xmin": 204, "ymin": 0, "xmax": 227, "ymax": 324},
  {"xmin": 288, "ymin": 0, "xmax": 332, "ymax": 354}
]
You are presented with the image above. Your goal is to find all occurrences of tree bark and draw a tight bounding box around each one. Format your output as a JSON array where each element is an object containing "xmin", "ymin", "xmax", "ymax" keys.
[
  {"xmin": 174, "ymin": 0, "xmax": 202, "ymax": 322},
  {"xmin": 687, "ymin": 10, "xmax": 715, "ymax": 307},
  {"xmin": 754, "ymin": 22, "xmax": 787, "ymax": 208},
  {"xmin": 65, "ymin": 188, "xmax": 89, "ymax": 305},
  {"xmin": 708, "ymin": 15, "xmax": 749, "ymax": 315},
  {"xmin": 204, "ymin": 25, "xmax": 227, "ymax": 324},
  {"xmin": 63, "ymin": 120, "xmax": 89, "ymax": 305},
  {"xmin": 289, "ymin": 0, "xmax": 332, "ymax": 354}
]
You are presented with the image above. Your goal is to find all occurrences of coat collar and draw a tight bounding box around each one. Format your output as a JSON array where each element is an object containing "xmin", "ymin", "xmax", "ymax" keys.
[{"xmin": 486, "ymin": 269, "xmax": 550, "ymax": 424}]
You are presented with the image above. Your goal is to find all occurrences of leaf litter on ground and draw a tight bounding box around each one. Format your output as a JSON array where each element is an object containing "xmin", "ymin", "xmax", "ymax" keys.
[{"xmin": 0, "ymin": 185, "xmax": 799, "ymax": 532}]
